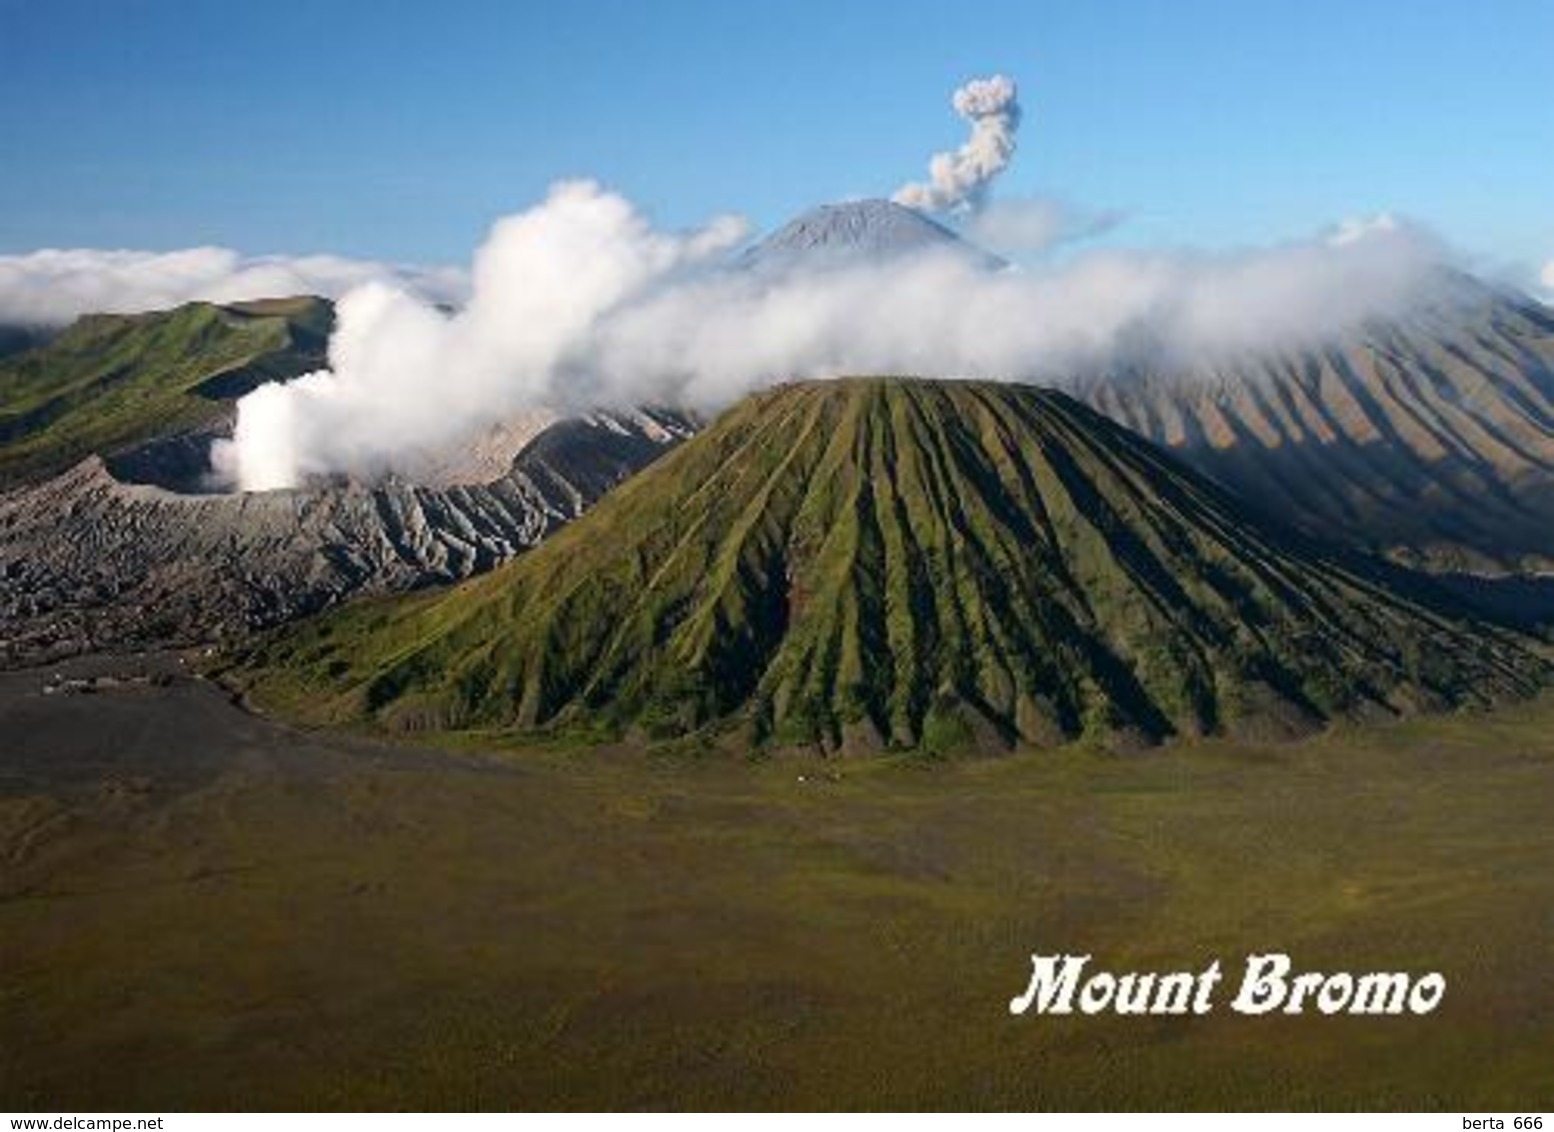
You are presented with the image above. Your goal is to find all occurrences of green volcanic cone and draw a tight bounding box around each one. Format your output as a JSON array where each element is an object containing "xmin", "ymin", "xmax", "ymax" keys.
[{"xmin": 240, "ymin": 378, "xmax": 1549, "ymax": 752}]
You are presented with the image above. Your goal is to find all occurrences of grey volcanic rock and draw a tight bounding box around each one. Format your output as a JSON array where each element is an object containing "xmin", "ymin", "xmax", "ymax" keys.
[
  {"xmin": 0, "ymin": 408, "xmax": 696, "ymax": 666},
  {"xmin": 740, "ymin": 199, "xmax": 1005, "ymax": 271}
]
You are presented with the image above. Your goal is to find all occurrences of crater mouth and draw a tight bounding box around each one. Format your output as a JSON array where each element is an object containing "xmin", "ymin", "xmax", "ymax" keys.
[
  {"xmin": 103, "ymin": 420, "xmax": 238, "ymax": 495},
  {"xmin": 103, "ymin": 410, "xmax": 577, "ymax": 497}
]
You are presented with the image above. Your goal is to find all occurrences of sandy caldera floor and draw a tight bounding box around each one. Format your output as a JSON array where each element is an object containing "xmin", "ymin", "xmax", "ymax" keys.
[{"xmin": 2, "ymin": 653, "xmax": 1553, "ymax": 1110}]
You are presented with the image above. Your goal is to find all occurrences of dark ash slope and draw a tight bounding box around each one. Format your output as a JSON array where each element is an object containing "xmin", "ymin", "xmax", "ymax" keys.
[{"xmin": 0, "ymin": 409, "xmax": 694, "ymax": 666}]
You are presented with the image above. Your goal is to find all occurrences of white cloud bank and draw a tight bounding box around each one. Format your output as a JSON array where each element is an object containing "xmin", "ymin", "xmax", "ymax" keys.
[
  {"xmin": 0, "ymin": 74, "xmax": 1486, "ymax": 493},
  {"xmin": 212, "ymin": 179, "xmax": 1450, "ymax": 491},
  {"xmin": 0, "ymin": 246, "xmax": 466, "ymax": 327}
]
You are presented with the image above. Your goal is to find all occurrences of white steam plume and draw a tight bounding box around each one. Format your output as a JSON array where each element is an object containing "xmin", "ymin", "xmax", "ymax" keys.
[
  {"xmin": 215, "ymin": 180, "xmax": 1451, "ymax": 491},
  {"xmin": 893, "ymin": 75, "xmax": 1022, "ymax": 214},
  {"xmin": 0, "ymin": 246, "xmax": 466, "ymax": 327},
  {"xmin": 213, "ymin": 181, "xmax": 747, "ymax": 491}
]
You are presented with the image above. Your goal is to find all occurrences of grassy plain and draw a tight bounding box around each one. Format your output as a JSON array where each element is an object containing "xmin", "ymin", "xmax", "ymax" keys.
[{"xmin": 2, "ymin": 658, "xmax": 1552, "ymax": 1109}]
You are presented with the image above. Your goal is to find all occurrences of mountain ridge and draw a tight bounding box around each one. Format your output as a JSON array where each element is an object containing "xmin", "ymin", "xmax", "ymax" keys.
[
  {"xmin": 0, "ymin": 296, "xmax": 331, "ymax": 488},
  {"xmin": 1081, "ymin": 276, "xmax": 1554, "ymax": 572}
]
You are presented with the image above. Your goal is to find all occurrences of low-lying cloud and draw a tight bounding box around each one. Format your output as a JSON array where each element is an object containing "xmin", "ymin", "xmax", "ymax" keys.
[
  {"xmin": 0, "ymin": 246, "xmax": 465, "ymax": 327},
  {"xmin": 0, "ymin": 71, "xmax": 1470, "ymax": 493},
  {"xmin": 958, "ymin": 197, "xmax": 1126, "ymax": 258},
  {"xmin": 212, "ymin": 179, "xmax": 1450, "ymax": 491}
]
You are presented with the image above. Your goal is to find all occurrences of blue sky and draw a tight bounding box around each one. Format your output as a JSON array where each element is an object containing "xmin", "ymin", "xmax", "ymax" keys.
[{"xmin": 1, "ymin": 0, "xmax": 1550, "ymax": 274}]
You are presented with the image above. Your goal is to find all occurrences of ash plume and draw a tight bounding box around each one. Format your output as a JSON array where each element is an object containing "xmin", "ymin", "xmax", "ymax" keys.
[{"xmin": 893, "ymin": 74, "xmax": 1022, "ymax": 214}]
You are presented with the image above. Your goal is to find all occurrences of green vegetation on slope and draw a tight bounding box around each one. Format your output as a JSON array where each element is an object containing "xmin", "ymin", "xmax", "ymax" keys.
[
  {"xmin": 239, "ymin": 378, "xmax": 1549, "ymax": 751},
  {"xmin": 0, "ymin": 296, "xmax": 331, "ymax": 487}
]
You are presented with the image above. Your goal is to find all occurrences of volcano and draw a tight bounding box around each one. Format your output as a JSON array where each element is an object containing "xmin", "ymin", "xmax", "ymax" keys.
[
  {"xmin": 742, "ymin": 202, "xmax": 1554, "ymax": 575},
  {"xmin": 739, "ymin": 199, "xmax": 1005, "ymax": 271},
  {"xmin": 0, "ymin": 298, "xmax": 696, "ymax": 665},
  {"xmin": 241, "ymin": 378, "xmax": 1547, "ymax": 752}
]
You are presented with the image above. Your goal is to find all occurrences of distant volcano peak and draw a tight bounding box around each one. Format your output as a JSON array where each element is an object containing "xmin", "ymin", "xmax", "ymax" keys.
[{"xmin": 740, "ymin": 198, "xmax": 1005, "ymax": 271}]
